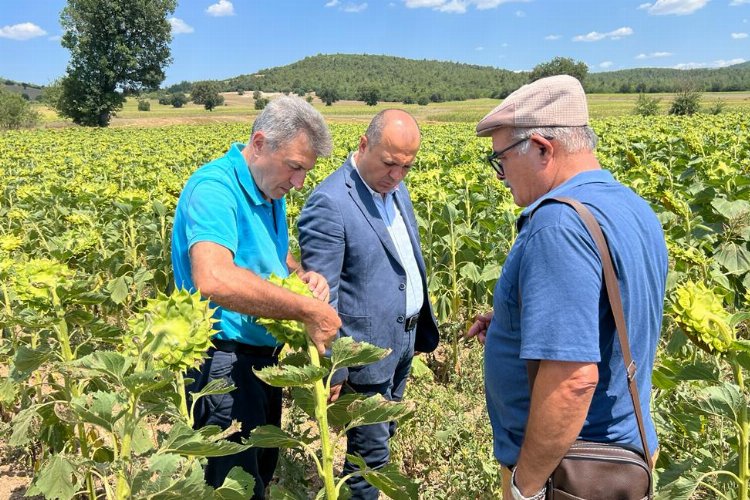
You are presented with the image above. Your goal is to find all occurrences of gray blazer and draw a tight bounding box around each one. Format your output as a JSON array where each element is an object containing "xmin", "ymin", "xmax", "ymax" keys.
[{"xmin": 298, "ymin": 157, "xmax": 439, "ymax": 385}]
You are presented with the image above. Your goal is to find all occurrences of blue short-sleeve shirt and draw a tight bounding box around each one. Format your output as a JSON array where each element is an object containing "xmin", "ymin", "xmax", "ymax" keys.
[
  {"xmin": 171, "ymin": 143, "xmax": 289, "ymax": 347},
  {"xmin": 484, "ymin": 170, "xmax": 667, "ymax": 466}
]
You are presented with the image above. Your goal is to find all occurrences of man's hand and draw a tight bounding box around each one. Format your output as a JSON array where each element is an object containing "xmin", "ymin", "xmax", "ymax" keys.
[
  {"xmin": 300, "ymin": 270, "xmax": 330, "ymax": 303},
  {"xmin": 466, "ymin": 310, "xmax": 493, "ymax": 345},
  {"xmin": 304, "ymin": 300, "xmax": 341, "ymax": 355},
  {"xmin": 328, "ymin": 382, "xmax": 343, "ymax": 403}
]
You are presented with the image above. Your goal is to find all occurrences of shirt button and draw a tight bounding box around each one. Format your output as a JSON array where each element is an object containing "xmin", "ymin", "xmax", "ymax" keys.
[
  {"xmin": 397, "ymin": 315, "xmax": 404, "ymax": 323},
  {"xmin": 399, "ymin": 283, "xmax": 406, "ymax": 291}
]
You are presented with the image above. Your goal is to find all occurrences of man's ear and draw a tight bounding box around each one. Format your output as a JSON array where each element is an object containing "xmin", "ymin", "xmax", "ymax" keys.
[
  {"xmin": 251, "ymin": 131, "xmax": 266, "ymax": 153},
  {"xmin": 532, "ymin": 135, "xmax": 553, "ymax": 162},
  {"xmin": 358, "ymin": 135, "xmax": 368, "ymax": 154}
]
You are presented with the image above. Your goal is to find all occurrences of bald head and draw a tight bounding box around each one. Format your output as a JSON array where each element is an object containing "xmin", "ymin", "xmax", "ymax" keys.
[
  {"xmin": 364, "ymin": 109, "xmax": 421, "ymax": 147},
  {"xmin": 355, "ymin": 109, "xmax": 421, "ymax": 194}
]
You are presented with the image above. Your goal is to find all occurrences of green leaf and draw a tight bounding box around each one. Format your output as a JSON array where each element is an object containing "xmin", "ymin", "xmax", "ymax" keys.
[
  {"xmin": 190, "ymin": 377, "xmax": 235, "ymax": 400},
  {"xmin": 710, "ymin": 197, "xmax": 750, "ymax": 220},
  {"xmin": 290, "ymin": 386, "xmax": 316, "ymax": 418},
  {"xmin": 675, "ymin": 362, "xmax": 719, "ymax": 382},
  {"xmin": 0, "ymin": 377, "xmax": 17, "ymax": 404},
  {"xmin": 345, "ymin": 395, "xmax": 414, "ymax": 430},
  {"xmin": 159, "ymin": 422, "xmax": 252, "ymax": 457},
  {"xmin": 695, "ymin": 384, "xmax": 746, "ymax": 422},
  {"xmin": 714, "ymin": 241, "xmax": 750, "ymax": 275},
  {"xmin": 459, "ymin": 262, "xmax": 481, "ymax": 283},
  {"xmin": 268, "ymin": 484, "xmax": 307, "ymax": 500},
  {"xmin": 331, "ymin": 337, "xmax": 390, "ymax": 371},
  {"xmin": 245, "ymin": 425, "xmax": 307, "ymax": 449},
  {"xmin": 327, "ymin": 393, "xmax": 367, "ymax": 428},
  {"xmin": 213, "ymin": 466, "xmax": 256, "ymax": 500},
  {"xmin": 13, "ymin": 344, "xmax": 53, "ymax": 374},
  {"xmin": 73, "ymin": 351, "xmax": 131, "ymax": 380},
  {"xmin": 107, "ymin": 275, "xmax": 129, "ymax": 304},
  {"xmin": 480, "ymin": 262, "xmax": 501, "ymax": 282},
  {"xmin": 728, "ymin": 311, "xmax": 750, "ymax": 328},
  {"xmin": 360, "ymin": 463, "xmax": 418, "ymax": 500},
  {"xmin": 70, "ymin": 391, "xmax": 121, "ymax": 431},
  {"xmin": 253, "ymin": 364, "xmax": 328, "ymax": 387},
  {"xmin": 132, "ymin": 453, "xmax": 211, "ymax": 498},
  {"xmin": 409, "ymin": 355, "xmax": 433, "ymax": 381},
  {"xmin": 26, "ymin": 454, "xmax": 77, "ymax": 500},
  {"xmin": 9, "ymin": 406, "xmax": 38, "ymax": 447},
  {"xmin": 122, "ymin": 369, "xmax": 174, "ymax": 396}
]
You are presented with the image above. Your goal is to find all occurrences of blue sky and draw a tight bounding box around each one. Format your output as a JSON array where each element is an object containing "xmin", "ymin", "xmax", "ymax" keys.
[{"xmin": 1, "ymin": 0, "xmax": 748, "ymax": 86}]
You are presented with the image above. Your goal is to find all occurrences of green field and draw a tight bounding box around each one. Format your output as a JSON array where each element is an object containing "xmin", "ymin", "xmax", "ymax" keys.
[
  {"xmin": 1, "ymin": 113, "xmax": 749, "ymax": 499},
  {"xmin": 32, "ymin": 91, "xmax": 750, "ymax": 127}
]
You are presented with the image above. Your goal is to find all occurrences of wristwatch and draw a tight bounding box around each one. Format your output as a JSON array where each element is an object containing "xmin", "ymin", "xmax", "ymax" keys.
[{"xmin": 510, "ymin": 466, "xmax": 547, "ymax": 500}]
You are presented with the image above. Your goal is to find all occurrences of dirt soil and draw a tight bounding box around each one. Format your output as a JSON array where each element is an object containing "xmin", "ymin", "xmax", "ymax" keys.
[{"xmin": 0, "ymin": 445, "xmax": 35, "ymax": 500}]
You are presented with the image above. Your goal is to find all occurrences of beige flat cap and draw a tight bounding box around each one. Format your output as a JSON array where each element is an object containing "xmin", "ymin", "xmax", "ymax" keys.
[{"xmin": 476, "ymin": 74, "xmax": 589, "ymax": 137}]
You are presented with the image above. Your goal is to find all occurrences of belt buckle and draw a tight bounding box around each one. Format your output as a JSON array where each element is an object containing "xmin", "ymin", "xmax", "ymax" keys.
[{"xmin": 405, "ymin": 314, "xmax": 419, "ymax": 331}]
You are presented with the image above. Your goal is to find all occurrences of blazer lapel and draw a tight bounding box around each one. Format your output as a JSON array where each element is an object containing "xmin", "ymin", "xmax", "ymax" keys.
[{"xmin": 344, "ymin": 160, "xmax": 402, "ymax": 266}]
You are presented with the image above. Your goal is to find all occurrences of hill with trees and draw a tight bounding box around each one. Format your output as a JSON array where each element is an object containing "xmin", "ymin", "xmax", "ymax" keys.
[
  {"xmin": 200, "ymin": 54, "xmax": 750, "ymax": 102},
  {"xmin": 218, "ymin": 54, "xmax": 528, "ymax": 102}
]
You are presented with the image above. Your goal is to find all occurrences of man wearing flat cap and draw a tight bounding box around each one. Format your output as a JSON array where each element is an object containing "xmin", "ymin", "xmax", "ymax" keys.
[{"xmin": 467, "ymin": 75, "xmax": 666, "ymax": 499}]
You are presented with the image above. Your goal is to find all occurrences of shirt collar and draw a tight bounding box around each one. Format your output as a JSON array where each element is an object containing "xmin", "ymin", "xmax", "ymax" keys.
[
  {"xmin": 521, "ymin": 169, "xmax": 615, "ymax": 217},
  {"xmin": 230, "ymin": 142, "xmax": 271, "ymax": 206},
  {"xmin": 350, "ymin": 153, "xmax": 399, "ymax": 199}
]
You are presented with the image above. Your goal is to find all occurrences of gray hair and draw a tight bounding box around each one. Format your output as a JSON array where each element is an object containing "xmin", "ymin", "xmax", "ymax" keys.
[
  {"xmin": 250, "ymin": 95, "xmax": 332, "ymax": 156},
  {"xmin": 364, "ymin": 109, "xmax": 420, "ymax": 146},
  {"xmin": 512, "ymin": 125, "xmax": 598, "ymax": 154}
]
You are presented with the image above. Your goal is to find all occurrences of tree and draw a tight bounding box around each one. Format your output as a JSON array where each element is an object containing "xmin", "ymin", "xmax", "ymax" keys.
[
  {"xmin": 633, "ymin": 93, "xmax": 660, "ymax": 116},
  {"xmin": 529, "ymin": 57, "xmax": 588, "ymax": 83},
  {"xmin": 669, "ymin": 89, "xmax": 702, "ymax": 116},
  {"xmin": 137, "ymin": 99, "xmax": 150, "ymax": 111},
  {"xmin": 55, "ymin": 0, "xmax": 176, "ymax": 126},
  {"xmin": 0, "ymin": 89, "xmax": 40, "ymax": 129},
  {"xmin": 171, "ymin": 92, "xmax": 188, "ymax": 108},
  {"xmin": 358, "ymin": 87, "xmax": 380, "ymax": 106},
  {"xmin": 254, "ymin": 97, "xmax": 270, "ymax": 110},
  {"xmin": 191, "ymin": 81, "xmax": 224, "ymax": 111},
  {"xmin": 317, "ymin": 87, "xmax": 339, "ymax": 106}
]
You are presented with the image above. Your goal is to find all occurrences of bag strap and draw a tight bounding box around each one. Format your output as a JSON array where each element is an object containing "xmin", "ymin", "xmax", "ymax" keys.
[{"xmin": 525, "ymin": 196, "xmax": 652, "ymax": 470}]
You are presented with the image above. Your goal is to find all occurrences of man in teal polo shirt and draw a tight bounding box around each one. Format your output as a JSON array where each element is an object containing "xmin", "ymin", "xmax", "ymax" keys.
[
  {"xmin": 467, "ymin": 76, "xmax": 666, "ymax": 500},
  {"xmin": 171, "ymin": 96, "xmax": 341, "ymax": 498}
]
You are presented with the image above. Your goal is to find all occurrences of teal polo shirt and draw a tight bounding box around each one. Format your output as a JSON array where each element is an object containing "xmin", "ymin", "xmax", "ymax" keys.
[{"xmin": 171, "ymin": 142, "xmax": 289, "ymax": 346}]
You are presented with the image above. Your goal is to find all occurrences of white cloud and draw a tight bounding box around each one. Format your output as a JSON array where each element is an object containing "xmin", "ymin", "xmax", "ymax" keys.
[
  {"xmin": 325, "ymin": 0, "xmax": 340, "ymax": 5},
  {"xmin": 342, "ymin": 2, "xmax": 368, "ymax": 11},
  {"xmin": 515, "ymin": 10, "xmax": 525, "ymax": 16},
  {"xmin": 501, "ymin": 42, "xmax": 509, "ymax": 47},
  {"xmin": 642, "ymin": 0, "xmax": 708, "ymax": 15},
  {"xmin": 169, "ymin": 17, "xmax": 194, "ymax": 34},
  {"xmin": 600, "ymin": 61, "xmax": 614, "ymax": 68},
  {"xmin": 730, "ymin": 0, "xmax": 750, "ymax": 5},
  {"xmin": 732, "ymin": 32, "xmax": 748, "ymax": 38},
  {"xmin": 674, "ymin": 57, "xmax": 746, "ymax": 69},
  {"xmin": 0, "ymin": 22, "xmax": 47, "ymax": 40},
  {"xmin": 635, "ymin": 51, "xmax": 673, "ymax": 59},
  {"xmin": 206, "ymin": 0, "xmax": 234, "ymax": 17},
  {"xmin": 48, "ymin": 34, "xmax": 62, "ymax": 42},
  {"xmin": 475, "ymin": 46, "xmax": 484, "ymax": 50},
  {"xmin": 404, "ymin": 0, "xmax": 529, "ymax": 13},
  {"xmin": 573, "ymin": 26, "xmax": 633, "ymax": 42},
  {"xmin": 544, "ymin": 34, "xmax": 561, "ymax": 40}
]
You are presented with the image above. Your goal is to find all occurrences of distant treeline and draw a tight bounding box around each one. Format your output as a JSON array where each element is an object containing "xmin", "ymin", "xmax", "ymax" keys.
[{"xmin": 163, "ymin": 55, "xmax": 750, "ymax": 102}]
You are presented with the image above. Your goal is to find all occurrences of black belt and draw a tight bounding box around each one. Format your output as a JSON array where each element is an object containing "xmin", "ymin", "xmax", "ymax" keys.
[
  {"xmin": 404, "ymin": 314, "xmax": 419, "ymax": 331},
  {"xmin": 211, "ymin": 339, "xmax": 282, "ymax": 358}
]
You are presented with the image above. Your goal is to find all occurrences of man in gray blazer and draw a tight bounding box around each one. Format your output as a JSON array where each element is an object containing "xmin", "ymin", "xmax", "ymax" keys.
[{"xmin": 298, "ymin": 109, "xmax": 439, "ymax": 499}]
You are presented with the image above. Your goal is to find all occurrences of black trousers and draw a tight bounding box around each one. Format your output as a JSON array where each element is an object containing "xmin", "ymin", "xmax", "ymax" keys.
[{"xmin": 187, "ymin": 348, "xmax": 282, "ymax": 499}]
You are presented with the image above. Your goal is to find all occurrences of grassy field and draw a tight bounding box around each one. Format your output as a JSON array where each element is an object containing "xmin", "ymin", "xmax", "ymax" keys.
[{"xmin": 32, "ymin": 90, "xmax": 750, "ymax": 128}]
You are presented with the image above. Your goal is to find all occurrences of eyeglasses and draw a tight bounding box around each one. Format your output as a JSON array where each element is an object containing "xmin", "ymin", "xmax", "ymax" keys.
[
  {"xmin": 486, "ymin": 138, "xmax": 530, "ymax": 178},
  {"xmin": 486, "ymin": 135, "xmax": 554, "ymax": 178}
]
